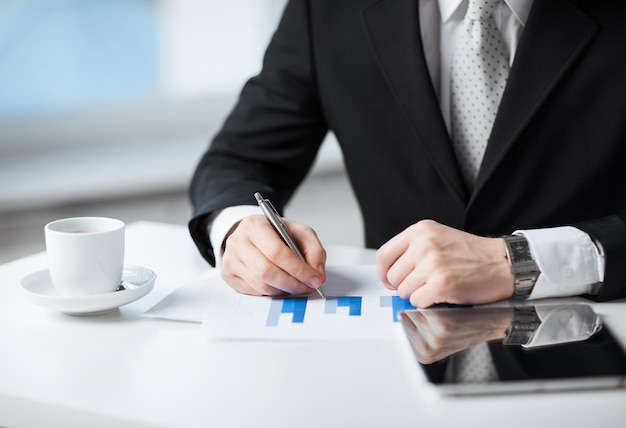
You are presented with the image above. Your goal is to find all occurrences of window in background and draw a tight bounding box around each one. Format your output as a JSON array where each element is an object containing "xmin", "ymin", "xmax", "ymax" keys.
[
  {"xmin": 0, "ymin": 0, "xmax": 288, "ymax": 122},
  {"xmin": 0, "ymin": 0, "xmax": 352, "ymax": 261},
  {"xmin": 0, "ymin": 0, "xmax": 300, "ymax": 212},
  {"xmin": 0, "ymin": 0, "xmax": 159, "ymax": 118}
]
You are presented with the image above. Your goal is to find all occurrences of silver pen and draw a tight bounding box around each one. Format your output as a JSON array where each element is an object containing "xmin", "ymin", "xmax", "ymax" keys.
[{"xmin": 254, "ymin": 192, "xmax": 326, "ymax": 299}]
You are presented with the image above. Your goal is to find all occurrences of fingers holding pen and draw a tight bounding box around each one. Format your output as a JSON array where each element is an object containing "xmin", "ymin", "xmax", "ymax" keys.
[
  {"xmin": 284, "ymin": 219, "xmax": 327, "ymax": 280},
  {"xmin": 221, "ymin": 215, "xmax": 325, "ymax": 296},
  {"xmin": 255, "ymin": 219, "xmax": 326, "ymax": 291}
]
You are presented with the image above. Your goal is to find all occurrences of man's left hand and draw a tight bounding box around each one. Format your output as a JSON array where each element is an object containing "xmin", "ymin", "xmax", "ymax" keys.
[{"xmin": 377, "ymin": 220, "xmax": 513, "ymax": 308}]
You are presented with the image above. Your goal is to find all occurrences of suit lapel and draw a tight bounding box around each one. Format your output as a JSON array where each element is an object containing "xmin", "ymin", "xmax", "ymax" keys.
[
  {"xmin": 474, "ymin": 0, "xmax": 598, "ymax": 195},
  {"xmin": 361, "ymin": 0, "xmax": 468, "ymax": 204},
  {"xmin": 361, "ymin": 0, "xmax": 598, "ymax": 206}
]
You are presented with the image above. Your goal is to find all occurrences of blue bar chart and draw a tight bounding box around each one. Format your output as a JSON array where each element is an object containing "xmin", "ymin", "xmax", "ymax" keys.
[
  {"xmin": 265, "ymin": 295, "xmax": 414, "ymax": 328},
  {"xmin": 177, "ymin": 265, "xmax": 423, "ymax": 339},
  {"xmin": 266, "ymin": 297, "xmax": 308, "ymax": 326}
]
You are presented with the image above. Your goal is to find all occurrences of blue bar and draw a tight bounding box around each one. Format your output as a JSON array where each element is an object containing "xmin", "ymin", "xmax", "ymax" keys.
[
  {"xmin": 266, "ymin": 297, "xmax": 308, "ymax": 326},
  {"xmin": 337, "ymin": 296, "xmax": 362, "ymax": 316},
  {"xmin": 380, "ymin": 296, "xmax": 416, "ymax": 322},
  {"xmin": 324, "ymin": 298, "xmax": 338, "ymax": 314},
  {"xmin": 283, "ymin": 297, "xmax": 307, "ymax": 323},
  {"xmin": 266, "ymin": 299, "xmax": 283, "ymax": 326}
]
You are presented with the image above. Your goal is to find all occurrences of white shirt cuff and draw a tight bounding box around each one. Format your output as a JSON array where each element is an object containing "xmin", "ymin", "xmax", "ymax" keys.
[
  {"xmin": 514, "ymin": 226, "xmax": 605, "ymax": 300},
  {"xmin": 523, "ymin": 303, "xmax": 603, "ymax": 349},
  {"xmin": 209, "ymin": 205, "xmax": 263, "ymax": 267}
]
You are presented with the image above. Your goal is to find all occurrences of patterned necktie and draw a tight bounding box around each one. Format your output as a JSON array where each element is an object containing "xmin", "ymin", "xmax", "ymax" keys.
[
  {"xmin": 446, "ymin": 343, "xmax": 499, "ymax": 384},
  {"xmin": 451, "ymin": 0, "xmax": 509, "ymax": 189}
]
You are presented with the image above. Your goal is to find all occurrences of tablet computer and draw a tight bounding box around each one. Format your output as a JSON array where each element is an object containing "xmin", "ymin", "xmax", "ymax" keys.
[{"xmin": 399, "ymin": 302, "xmax": 626, "ymax": 396}]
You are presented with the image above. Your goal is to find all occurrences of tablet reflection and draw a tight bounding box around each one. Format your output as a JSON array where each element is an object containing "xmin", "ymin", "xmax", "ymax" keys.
[{"xmin": 399, "ymin": 303, "xmax": 618, "ymax": 385}]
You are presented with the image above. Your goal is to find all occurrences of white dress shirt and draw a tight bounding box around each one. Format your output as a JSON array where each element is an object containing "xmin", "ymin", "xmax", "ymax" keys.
[
  {"xmin": 208, "ymin": 0, "xmax": 604, "ymax": 300},
  {"xmin": 419, "ymin": 0, "xmax": 604, "ymax": 298}
]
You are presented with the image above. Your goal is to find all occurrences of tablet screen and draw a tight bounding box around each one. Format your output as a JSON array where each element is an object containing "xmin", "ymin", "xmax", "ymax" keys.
[{"xmin": 399, "ymin": 303, "xmax": 626, "ymax": 395}]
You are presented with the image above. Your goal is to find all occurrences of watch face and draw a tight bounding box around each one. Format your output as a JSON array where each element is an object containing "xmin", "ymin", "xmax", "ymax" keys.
[{"xmin": 509, "ymin": 239, "xmax": 533, "ymax": 263}]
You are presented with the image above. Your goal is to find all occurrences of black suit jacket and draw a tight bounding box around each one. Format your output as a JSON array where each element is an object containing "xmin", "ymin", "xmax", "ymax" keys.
[
  {"xmin": 421, "ymin": 333, "xmax": 626, "ymax": 385},
  {"xmin": 190, "ymin": 0, "xmax": 626, "ymax": 302}
]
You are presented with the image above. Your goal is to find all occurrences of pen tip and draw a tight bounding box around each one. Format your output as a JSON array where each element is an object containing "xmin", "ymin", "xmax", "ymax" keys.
[{"xmin": 317, "ymin": 287, "xmax": 326, "ymax": 299}]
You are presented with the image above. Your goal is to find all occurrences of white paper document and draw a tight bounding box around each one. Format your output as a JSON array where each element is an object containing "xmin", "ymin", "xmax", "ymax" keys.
[{"xmin": 144, "ymin": 265, "xmax": 416, "ymax": 339}]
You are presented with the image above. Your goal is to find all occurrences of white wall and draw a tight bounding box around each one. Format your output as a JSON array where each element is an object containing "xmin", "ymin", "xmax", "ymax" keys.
[{"xmin": 157, "ymin": 0, "xmax": 287, "ymax": 96}]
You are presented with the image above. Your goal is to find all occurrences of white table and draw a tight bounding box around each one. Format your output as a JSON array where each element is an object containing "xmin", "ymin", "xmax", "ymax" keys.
[{"xmin": 1, "ymin": 221, "xmax": 625, "ymax": 428}]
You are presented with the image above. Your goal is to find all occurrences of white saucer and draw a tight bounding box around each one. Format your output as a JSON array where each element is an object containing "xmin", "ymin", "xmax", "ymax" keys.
[{"xmin": 21, "ymin": 265, "xmax": 156, "ymax": 316}]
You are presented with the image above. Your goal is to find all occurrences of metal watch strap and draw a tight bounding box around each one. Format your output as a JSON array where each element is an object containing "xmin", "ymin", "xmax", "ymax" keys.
[
  {"xmin": 503, "ymin": 235, "xmax": 540, "ymax": 299},
  {"xmin": 503, "ymin": 307, "xmax": 541, "ymax": 346}
]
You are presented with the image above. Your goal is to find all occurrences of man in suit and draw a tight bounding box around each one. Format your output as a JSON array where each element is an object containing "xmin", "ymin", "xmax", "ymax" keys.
[{"xmin": 189, "ymin": 0, "xmax": 626, "ymax": 307}]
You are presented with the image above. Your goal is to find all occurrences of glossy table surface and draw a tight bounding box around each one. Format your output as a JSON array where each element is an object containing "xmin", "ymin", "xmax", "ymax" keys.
[{"xmin": 1, "ymin": 221, "xmax": 625, "ymax": 428}]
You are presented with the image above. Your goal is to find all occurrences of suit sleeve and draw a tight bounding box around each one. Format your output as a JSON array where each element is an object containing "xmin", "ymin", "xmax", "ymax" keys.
[
  {"xmin": 574, "ymin": 216, "xmax": 626, "ymax": 302},
  {"xmin": 188, "ymin": 0, "xmax": 327, "ymax": 265}
]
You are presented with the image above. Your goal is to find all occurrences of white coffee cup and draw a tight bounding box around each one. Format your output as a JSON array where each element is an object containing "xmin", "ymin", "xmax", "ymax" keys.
[{"xmin": 45, "ymin": 217, "xmax": 125, "ymax": 296}]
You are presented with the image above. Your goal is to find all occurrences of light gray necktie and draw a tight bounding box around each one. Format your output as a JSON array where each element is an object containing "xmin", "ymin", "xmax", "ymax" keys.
[
  {"xmin": 451, "ymin": 0, "xmax": 510, "ymax": 189},
  {"xmin": 446, "ymin": 0, "xmax": 509, "ymax": 383},
  {"xmin": 446, "ymin": 342, "xmax": 499, "ymax": 384}
]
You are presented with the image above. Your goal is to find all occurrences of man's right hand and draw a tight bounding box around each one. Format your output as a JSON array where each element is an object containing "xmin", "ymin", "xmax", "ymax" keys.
[{"xmin": 220, "ymin": 215, "xmax": 327, "ymax": 296}]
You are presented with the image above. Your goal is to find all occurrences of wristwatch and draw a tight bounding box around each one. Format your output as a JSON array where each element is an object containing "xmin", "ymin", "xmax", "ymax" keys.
[
  {"xmin": 502, "ymin": 235, "xmax": 540, "ymax": 299},
  {"xmin": 503, "ymin": 306, "xmax": 541, "ymax": 346}
]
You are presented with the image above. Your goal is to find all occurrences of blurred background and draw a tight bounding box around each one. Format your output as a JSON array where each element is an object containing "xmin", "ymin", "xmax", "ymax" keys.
[{"xmin": 0, "ymin": 0, "xmax": 362, "ymax": 264}]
